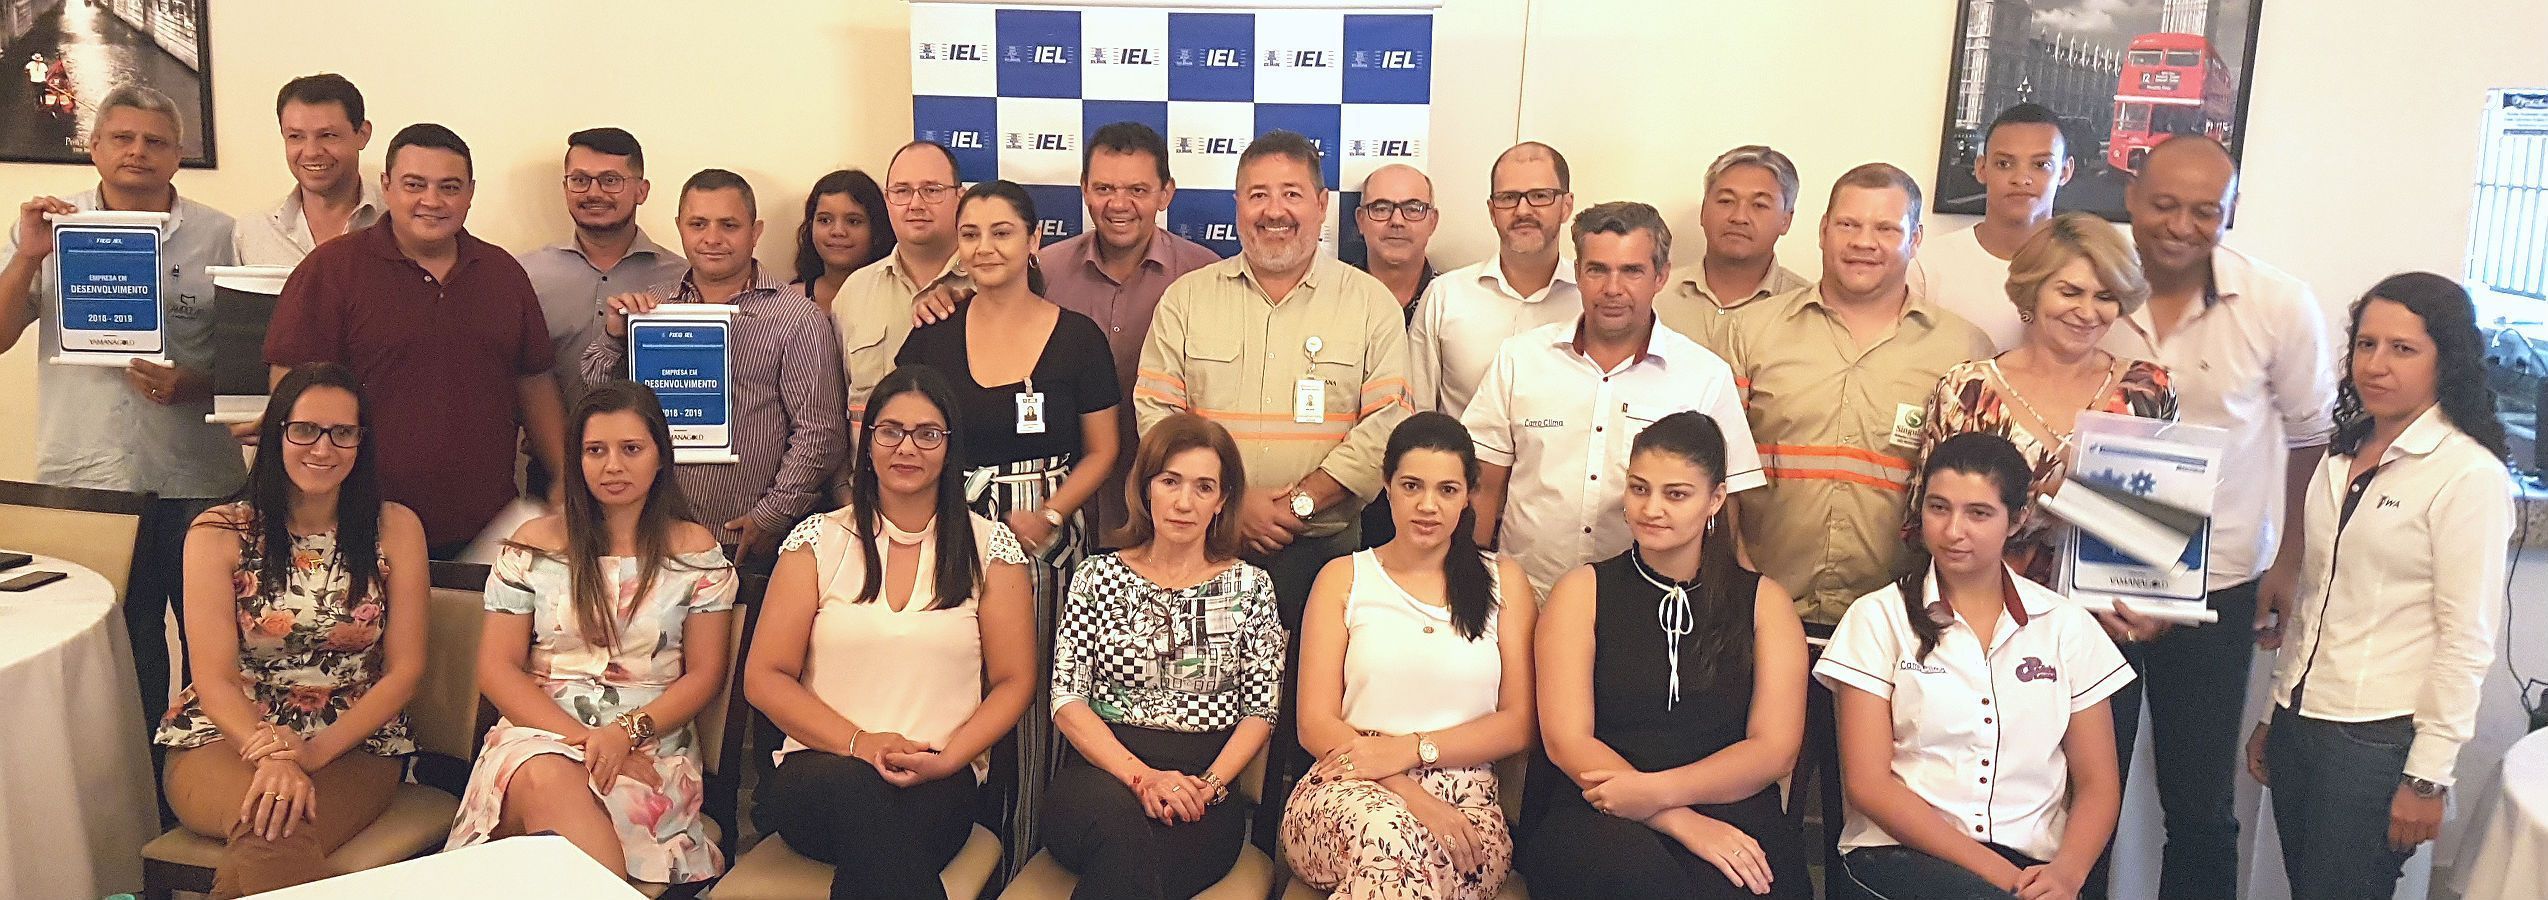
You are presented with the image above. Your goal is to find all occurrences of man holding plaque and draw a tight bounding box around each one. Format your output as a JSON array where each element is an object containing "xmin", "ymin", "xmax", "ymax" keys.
[
  {"xmin": 0, "ymin": 85, "xmax": 242, "ymax": 726},
  {"xmin": 583, "ymin": 169, "xmax": 846, "ymax": 568}
]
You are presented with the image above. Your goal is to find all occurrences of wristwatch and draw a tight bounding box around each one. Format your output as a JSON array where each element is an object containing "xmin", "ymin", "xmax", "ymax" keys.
[
  {"xmin": 2405, "ymin": 776, "xmax": 2447, "ymax": 798},
  {"xmin": 1289, "ymin": 488, "xmax": 1317, "ymax": 519},
  {"xmin": 1038, "ymin": 507, "xmax": 1065, "ymax": 529},
  {"xmin": 1415, "ymin": 733, "xmax": 1439, "ymax": 767},
  {"xmin": 612, "ymin": 710, "xmax": 657, "ymax": 749}
]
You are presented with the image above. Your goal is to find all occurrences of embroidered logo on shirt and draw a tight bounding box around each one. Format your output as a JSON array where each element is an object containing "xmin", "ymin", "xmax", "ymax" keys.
[
  {"xmin": 1522, "ymin": 418, "xmax": 1566, "ymax": 428},
  {"xmin": 1898, "ymin": 659, "xmax": 1947, "ymax": 675},
  {"xmin": 2377, "ymin": 496, "xmax": 2401, "ymax": 510},
  {"xmin": 2016, "ymin": 656, "xmax": 2059, "ymax": 683}
]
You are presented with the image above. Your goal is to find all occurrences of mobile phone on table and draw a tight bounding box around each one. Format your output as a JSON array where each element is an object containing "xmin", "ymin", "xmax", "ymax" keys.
[
  {"xmin": 0, "ymin": 570, "xmax": 66, "ymax": 591},
  {"xmin": 0, "ymin": 551, "xmax": 31, "ymax": 571}
]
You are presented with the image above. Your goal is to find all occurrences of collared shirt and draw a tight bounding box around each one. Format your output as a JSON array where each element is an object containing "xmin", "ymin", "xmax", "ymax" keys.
[
  {"xmin": 1135, "ymin": 255, "xmax": 1413, "ymax": 537},
  {"xmin": 7, "ymin": 187, "xmax": 243, "ymax": 498},
  {"xmin": 520, "ymin": 228, "xmax": 688, "ymax": 402},
  {"xmin": 234, "ymin": 179, "xmax": 385, "ymax": 269},
  {"xmin": 2265, "ymin": 406, "xmax": 2510, "ymax": 786},
  {"xmin": 2098, "ymin": 245, "xmax": 2336, "ymax": 589},
  {"xmin": 1910, "ymin": 227, "xmax": 2028, "ymax": 353},
  {"xmin": 582, "ymin": 265, "xmax": 847, "ymax": 541},
  {"xmin": 1815, "ymin": 567, "xmax": 2133, "ymax": 862},
  {"xmin": 1722, "ymin": 283, "xmax": 1995, "ymax": 623},
  {"xmin": 1038, "ymin": 228, "xmax": 1224, "ymax": 536},
  {"xmin": 1656, "ymin": 258, "xmax": 1809, "ymax": 359},
  {"xmin": 1463, "ymin": 317, "xmax": 1765, "ymax": 596},
  {"xmin": 265, "ymin": 220, "xmax": 553, "ymax": 547},
  {"xmin": 836, "ymin": 247, "xmax": 954, "ymax": 420},
  {"xmin": 1407, "ymin": 254, "xmax": 1581, "ymax": 419}
]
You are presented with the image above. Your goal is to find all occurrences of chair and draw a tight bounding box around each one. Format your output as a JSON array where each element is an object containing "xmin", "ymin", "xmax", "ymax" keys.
[
  {"xmin": 997, "ymin": 750, "xmax": 1277, "ymax": 900},
  {"xmin": 140, "ymin": 560, "xmax": 492, "ymax": 900},
  {"xmin": 0, "ymin": 479, "xmax": 149, "ymax": 598},
  {"xmin": 631, "ymin": 570, "xmax": 764, "ymax": 900},
  {"xmin": 1277, "ymin": 753, "xmax": 1533, "ymax": 900}
]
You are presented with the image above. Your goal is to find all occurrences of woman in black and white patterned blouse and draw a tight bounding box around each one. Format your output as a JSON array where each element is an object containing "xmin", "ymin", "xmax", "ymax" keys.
[{"xmin": 1044, "ymin": 412, "xmax": 1287, "ymax": 896}]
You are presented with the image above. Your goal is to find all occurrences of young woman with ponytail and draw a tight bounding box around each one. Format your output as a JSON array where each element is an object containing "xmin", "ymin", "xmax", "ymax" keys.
[
  {"xmin": 1518, "ymin": 411, "xmax": 1810, "ymax": 899},
  {"xmin": 1280, "ymin": 411, "xmax": 1540, "ymax": 898},
  {"xmin": 1817, "ymin": 431, "xmax": 2129, "ymax": 900}
]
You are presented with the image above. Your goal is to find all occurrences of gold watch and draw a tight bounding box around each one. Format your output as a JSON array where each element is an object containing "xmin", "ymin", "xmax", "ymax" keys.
[{"xmin": 1416, "ymin": 732, "xmax": 1439, "ymax": 766}]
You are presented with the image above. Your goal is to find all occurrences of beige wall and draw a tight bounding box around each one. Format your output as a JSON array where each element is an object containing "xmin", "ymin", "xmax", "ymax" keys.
[{"xmin": 4, "ymin": 0, "xmax": 2544, "ymax": 481}]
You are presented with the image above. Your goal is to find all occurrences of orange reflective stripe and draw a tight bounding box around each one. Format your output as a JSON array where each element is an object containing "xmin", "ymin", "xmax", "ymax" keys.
[
  {"xmin": 1761, "ymin": 443, "xmax": 1913, "ymax": 472},
  {"xmin": 1132, "ymin": 385, "xmax": 1189, "ymax": 409},
  {"xmin": 1762, "ymin": 466, "xmax": 1909, "ymax": 492},
  {"xmin": 1191, "ymin": 407, "xmax": 1357, "ymax": 424},
  {"xmin": 1135, "ymin": 368, "xmax": 1187, "ymax": 392},
  {"xmin": 1358, "ymin": 395, "xmax": 1412, "ymax": 417}
]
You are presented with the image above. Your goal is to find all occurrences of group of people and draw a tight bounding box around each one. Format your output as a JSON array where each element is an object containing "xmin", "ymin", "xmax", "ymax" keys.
[{"xmin": 0, "ymin": 70, "xmax": 2511, "ymax": 900}]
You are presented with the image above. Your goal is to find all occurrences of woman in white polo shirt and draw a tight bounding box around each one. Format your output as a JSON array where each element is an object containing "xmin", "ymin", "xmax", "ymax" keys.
[
  {"xmin": 2245, "ymin": 272, "xmax": 2512, "ymax": 900},
  {"xmin": 1817, "ymin": 432, "xmax": 2130, "ymax": 900}
]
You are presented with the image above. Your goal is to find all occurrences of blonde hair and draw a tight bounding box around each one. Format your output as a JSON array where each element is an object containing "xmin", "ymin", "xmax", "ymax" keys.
[{"xmin": 2004, "ymin": 211, "xmax": 2150, "ymax": 319}]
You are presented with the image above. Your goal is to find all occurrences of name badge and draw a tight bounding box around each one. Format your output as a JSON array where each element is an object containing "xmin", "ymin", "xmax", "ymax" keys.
[
  {"xmin": 1888, "ymin": 402, "xmax": 1927, "ymax": 449},
  {"xmin": 1016, "ymin": 388, "xmax": 1046, "ymax": 434},
  {"xmin": 1295, "ymin": 377, "xmax": 1326, "ymax": 424}
]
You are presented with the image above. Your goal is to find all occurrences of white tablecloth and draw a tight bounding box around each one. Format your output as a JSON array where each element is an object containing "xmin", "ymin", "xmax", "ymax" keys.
[
  {"xmin": 257, "ymin": 835, "xmax": 643, "ymax": 899},
  {"xmin": 2451, "ymin": 728, "xmax": 2548, "ymax": 899},
  {"xmin": 0, "ymin": 556, "xmax": 154, "ymax": 900}
]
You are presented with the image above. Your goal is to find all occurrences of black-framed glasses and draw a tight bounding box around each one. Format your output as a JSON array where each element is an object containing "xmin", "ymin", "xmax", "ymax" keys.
[
  {"xmin": 886, "ymin": 183, "xmax": 958, "ymax": 206},
  {"xmin": 1359, "ymin": 199, "xmax": 1434, "ymax": 222},
  {"xmin": 871, "ymin": 424, "xmax": 948, "ymax": 450},
  {"xmin": 1487, "ymin": 188, "xmax": 1566, "ymax": 209},
  {"xmin": 563, "ymin": 173, "xmax": 630, "ymax": 194},
  {"xmin": 281, "ymin": 421, "xmax": 365, "ymax": 448}
]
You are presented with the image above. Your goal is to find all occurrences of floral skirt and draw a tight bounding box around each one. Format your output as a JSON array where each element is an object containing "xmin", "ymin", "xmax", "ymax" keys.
[
  {"xmin": 1280, "ymin": 762, "xmax": 1512, "ymax": 900},
  {"xmin": 443, "ymin": 721, "xmax": 724, "ymax": 884}
]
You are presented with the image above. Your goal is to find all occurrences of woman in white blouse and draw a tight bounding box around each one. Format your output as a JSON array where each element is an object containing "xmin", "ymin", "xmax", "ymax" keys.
[
  {"xmin": 744, "ymin": 365, "xmax": 1037, "ymax": 900},
  {"xmin": 1280, "ymin": 412, "xmax": 1538, "ymax": 898},
  {"xmin": 2245, "ymin": 272, "xmax": 2512, "ymax": 900}
]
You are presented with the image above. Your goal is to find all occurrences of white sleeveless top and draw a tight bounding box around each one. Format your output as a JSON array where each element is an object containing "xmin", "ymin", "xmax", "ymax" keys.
[
  {"xmin": 774, "ymin": 507, "xmax": 1025, "ymax": 765},
  {"xmin": 1339, "ymin": 549, "xmax": 1505, "ymax": 735}
]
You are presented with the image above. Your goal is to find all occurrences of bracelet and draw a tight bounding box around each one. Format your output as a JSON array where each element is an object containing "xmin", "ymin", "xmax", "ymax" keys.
[
  {"xmin": 846, "ymin": 728, "xmax": 865, "ymax": 759},
  {"xmin": 1200, "ymin": 770, "xmax": 1229, "ymax": 806},
  {"xmin": 611, "ymin": 710, "xmax": 657, "ymax": 749}
]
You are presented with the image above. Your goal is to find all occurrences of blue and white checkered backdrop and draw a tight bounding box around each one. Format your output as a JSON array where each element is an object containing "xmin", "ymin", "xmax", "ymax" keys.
[{"xmin": 909, "ymin": 1, "xmax": 1436, "ymax": 259}]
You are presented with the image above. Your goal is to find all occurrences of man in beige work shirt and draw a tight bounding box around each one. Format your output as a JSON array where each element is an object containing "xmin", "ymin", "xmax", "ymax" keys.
[
  {"xmin": 1660, "ymin": 145, "xmax": 1811, "ymax": 357},
  {"xmin": 836, "ymin": 140, "xmax": 961, "ymax": 423}
]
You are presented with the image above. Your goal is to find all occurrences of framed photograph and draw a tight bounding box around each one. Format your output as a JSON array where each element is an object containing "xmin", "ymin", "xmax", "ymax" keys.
[
  {"xmin": 2, "ymin": 0, "xmax": 215, "ymax": 167},
  {"xmin": 1933, "ymin": 0, "xmax": 2263, "ymax": 221}
]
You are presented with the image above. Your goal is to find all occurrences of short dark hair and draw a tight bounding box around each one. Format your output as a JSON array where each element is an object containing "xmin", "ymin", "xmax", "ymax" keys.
[
  {"xmin": 1570, "ymin": 201, "xmax": 1672, "ymax": 271},
  {"xmin": 273, "ymin": 74, "xmax": 364, "ymax": 127},
  {"xmin": 891, "ymin": 140, "xmax": 962, "ymax": 183},
  {"xmin": 386, "ymin": 123, "xmax": 472, "ymax": 179},
  {"xmin": 566, "ymin": 127, "xmax": 645, "ymax": 175},
  {"xmin": 1985, "ymin": 102, "xmax": 2066, "ymax": 155},
  {"xmin": 1084, "ymin": 121, "xmax": 1172, "ymax": 184},
  {"xmin": 1238, "ymin": 130, "xmax": 1325, "ymax": 188},
  {"xmin": 1827, "ymin": 162, "xmax": 1924, "ymax": 228},
  {"xmin": 680, "ymin": 168, "xmax": 757, "ymax": 219},
  {"xmin": 1493, "ymin": 141, "xmax": 1570, "ymax": 191}
]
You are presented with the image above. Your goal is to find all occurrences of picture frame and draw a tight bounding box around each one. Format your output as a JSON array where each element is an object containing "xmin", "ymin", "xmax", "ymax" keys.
[{"xmin": 2, "ymin": 0, "xmax": 217, "ymax": 168}]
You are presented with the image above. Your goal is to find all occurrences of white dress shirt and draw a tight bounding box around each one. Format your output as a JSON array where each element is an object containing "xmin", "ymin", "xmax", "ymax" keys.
[
  {"xmin": 1910, "ymin": 226, "xmax": 2027, "ymax": 353},
  {"xmin": 1815, "ymin": 567, "xmax": 2134, "ymax": 862},
  {"xmin": 2098, "ymin": 245, "xmax": 2337, "ymax": 590},
  {"xmin": 2264, "ymin": 405, "xmax": 2511, "ymax": 786},
  {"xmin": 1407, "ymin": 254, "xmax": 1581, "ymax": 419},
  {"xmin": 1462, "ymin": 318, "xmax": 1765, "ymax": 596}
]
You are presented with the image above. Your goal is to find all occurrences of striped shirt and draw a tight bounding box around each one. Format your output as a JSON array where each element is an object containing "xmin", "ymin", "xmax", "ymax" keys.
[
  {"xmin": 1721, "ymin": 282, "xmax": 1994, "ymax": 624},
  {"xmin": 1656, "ymin": 258, "xmax": 1810, "ymax": 360},
  {"xmin": 582, "ymin": 265, "xmax": 847, "ymax": 540},
  {"xmin": 1134, "ymin": 255, "xmax": 1414, "ymax": 537}
]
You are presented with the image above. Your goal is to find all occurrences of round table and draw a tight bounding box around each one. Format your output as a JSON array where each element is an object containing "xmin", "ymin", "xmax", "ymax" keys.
[
  {"xmin": 2453, "ymin": 727, "xmax": 2548, "ymax": 899},
  {"xmin": 0, "ymin": 556, "xmax": 154, "ymax": 900}
]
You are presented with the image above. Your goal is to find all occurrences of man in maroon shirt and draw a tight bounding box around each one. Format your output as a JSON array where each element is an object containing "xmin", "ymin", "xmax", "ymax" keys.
[{"xmin": 265, "ymin": 123, "xmax": 566, "ymax": 557}]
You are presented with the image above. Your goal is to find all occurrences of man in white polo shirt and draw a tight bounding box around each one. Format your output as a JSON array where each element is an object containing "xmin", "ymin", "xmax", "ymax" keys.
[
  {"xmin": 1463, "ymin": 201, "xmax": 1762, "ymax": 597},
  {"xmin": 2083, "ymin": 134, "xmax": 2335, "ymax": 900},
  {"xmin": 1913, "ymin": 103, "xmax": 2075, "ymax": 352},
  {"xmin": 1408, "ymin": 141, "xmax": 1581, "ymax": 418}
]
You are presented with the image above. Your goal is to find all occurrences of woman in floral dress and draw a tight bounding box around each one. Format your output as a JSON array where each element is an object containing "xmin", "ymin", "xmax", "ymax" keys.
[
  {"xmin": 157, "ymin": 363, "xmax": 428, "ymax": 899},
  {"xmin": 444, "ymin": 381, "xmax": 737, "ymax": 886}
]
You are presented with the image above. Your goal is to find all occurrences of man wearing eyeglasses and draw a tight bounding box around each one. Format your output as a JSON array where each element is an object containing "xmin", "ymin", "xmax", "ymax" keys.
[
  {"xmin": 1406, "ymin": 142, "xmax": 1580, "ymax": 420},
  {"xmin": 1350, "ymin": 163, "xmax": 1438, "ymax": 315},
  {"xmin": 1660, "ymin": 145, "xmax": 1810, "ymax": 357},
  {"xmin": 519, "ymin": 128, "xmax": 687, "ymax": 408},
  {"xmin": 838, "ymin": 140, "xmax": 964, "ymax": 424}
]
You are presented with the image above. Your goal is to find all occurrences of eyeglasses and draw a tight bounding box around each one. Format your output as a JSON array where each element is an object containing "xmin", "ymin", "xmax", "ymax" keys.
[
  {"xmin": 281, "ymin": 421, "xmax": 365, "ymax": 448},
  {"xmin": 871, "ymin": 424, "xmax": 948, "ymax": 450},
  {"xmin": 1087, "ymin": 182, "xmax": 1157, "ymax": 202},
  {"xmin": 886, "ymin": 183, "xmax": 957, "ymax": 206},
  {"xmin": 1487, "ymin": 188, "xmax": 1566, "ymax": 209},
  {"xmin": 1358, "ymin": 199, "xmax": 1434, "ymax": 222},
  {"xmin": 563, "ymin": 173, "xmax": 630, "ymax": 194}
]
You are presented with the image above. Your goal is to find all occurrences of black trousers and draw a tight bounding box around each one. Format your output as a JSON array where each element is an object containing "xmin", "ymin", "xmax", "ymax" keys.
[
  {"xmin": 1045, "ymin": 724, "xmax": 1246, "ymax": 900},
  {"xmin": 754, "ymin": 749, "xmax": 980, "ymax": 900},
  {"xmin": 1519, "ymin": 762, "xmax": 1811, "ymax": 900},
  {"xmin": 129, "ymin": 497, "xmax": 217, "ymax": 728},
  {"xmin": 1793, "ymin": 622, "xmax": 1858, "ymax": 899},
  {"xmin": 1246, "ymin": 525, "xmax": 1357, "ymax": 853},
  {"xmin": 2084, "ymin": 579, "xmax": 2259, "ymax": 900},
  {"xmin": 1842, "ymin": 843, "xmax": 2044, "ymax": 900}
]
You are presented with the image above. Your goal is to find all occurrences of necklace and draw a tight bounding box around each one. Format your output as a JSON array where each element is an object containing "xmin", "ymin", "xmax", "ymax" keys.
[
  {"xmin": 1632, "ymin": 548, "xmax": 1698, "ymax": 710},
  {"xmin": 1987, "ymin": 356, "xmax": 2115, "ymax": 449}
]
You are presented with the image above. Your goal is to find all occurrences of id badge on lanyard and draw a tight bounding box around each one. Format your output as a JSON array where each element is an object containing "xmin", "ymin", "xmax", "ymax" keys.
[
  {"xmin": 1016, "ymin": 376, "xmax": 1047, "ymax": 435},
  {"xmin": 1294, "ymin": 335, "xmax": 1326, "ymax": 424}
]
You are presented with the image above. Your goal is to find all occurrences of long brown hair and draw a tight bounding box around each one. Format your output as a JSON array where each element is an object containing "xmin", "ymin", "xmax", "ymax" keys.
[
  {"xmin": 553, "ymin": 381, "xmax": 700, "ymax": 646},
  {"xmin": 1897, "ymin": 432, "xmax": 2033, "ymax": 662}
]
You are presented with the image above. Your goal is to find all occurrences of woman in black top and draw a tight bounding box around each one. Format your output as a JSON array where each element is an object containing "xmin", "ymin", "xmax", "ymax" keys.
[
  {"xmin": 1520, "ymin": 411, "xmax": 1811, "ymax": 899},
  {"xmin": 894, "ymin": 179, "xmax": 1121, "ymax": 869}
]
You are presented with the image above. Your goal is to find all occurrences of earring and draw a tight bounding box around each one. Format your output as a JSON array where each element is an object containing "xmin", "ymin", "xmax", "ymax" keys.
[{"xmin": 2019, "ymin": 311, "xmax": 2035, "ymax": 323}]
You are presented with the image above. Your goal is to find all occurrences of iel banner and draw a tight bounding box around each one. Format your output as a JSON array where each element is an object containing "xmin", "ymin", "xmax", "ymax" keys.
[
  {"xmin": 51, "ymin": 210, "xmax": 172, "ymax": 366},
  {"xmin": 908, "ymin": 0, "xmax": 1438, "ymax": 258},
  {"xmin": 627, "ymin": 304, "xmax": 741, "ymax": 465}
]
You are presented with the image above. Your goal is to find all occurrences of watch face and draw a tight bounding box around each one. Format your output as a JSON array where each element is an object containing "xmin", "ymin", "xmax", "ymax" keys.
[{"xmin": 1291, "ymin": 493, "xmax": 1315, "ymax": 517}]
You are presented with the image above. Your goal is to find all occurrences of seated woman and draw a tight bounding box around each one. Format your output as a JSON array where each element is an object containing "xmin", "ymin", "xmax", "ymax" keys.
[
  {"xmin": 1044, "ymin": 412, "xmax": 1286, "ymax": 898},
  {"xmin": 1818, "ymin": 432, "xmax": 2129, "ymax": 900},
  {"xmin": 444, "ymin": 381, "xmax": 738, "ymax": 887},
  {"xmin": 1281, "ymin": 411, "xmax": 1539, "ymax": 899},
  {"xmin": 1519, "ymin": 411, "xmax": 1812, "ymax": 900},
  {"xmin": 746, "ymin": 365, "xmax": 1037, "ymax": 900},
  {"xmin": 156, "ymin": 363, "xmax": 428, "ymax": 899}
]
